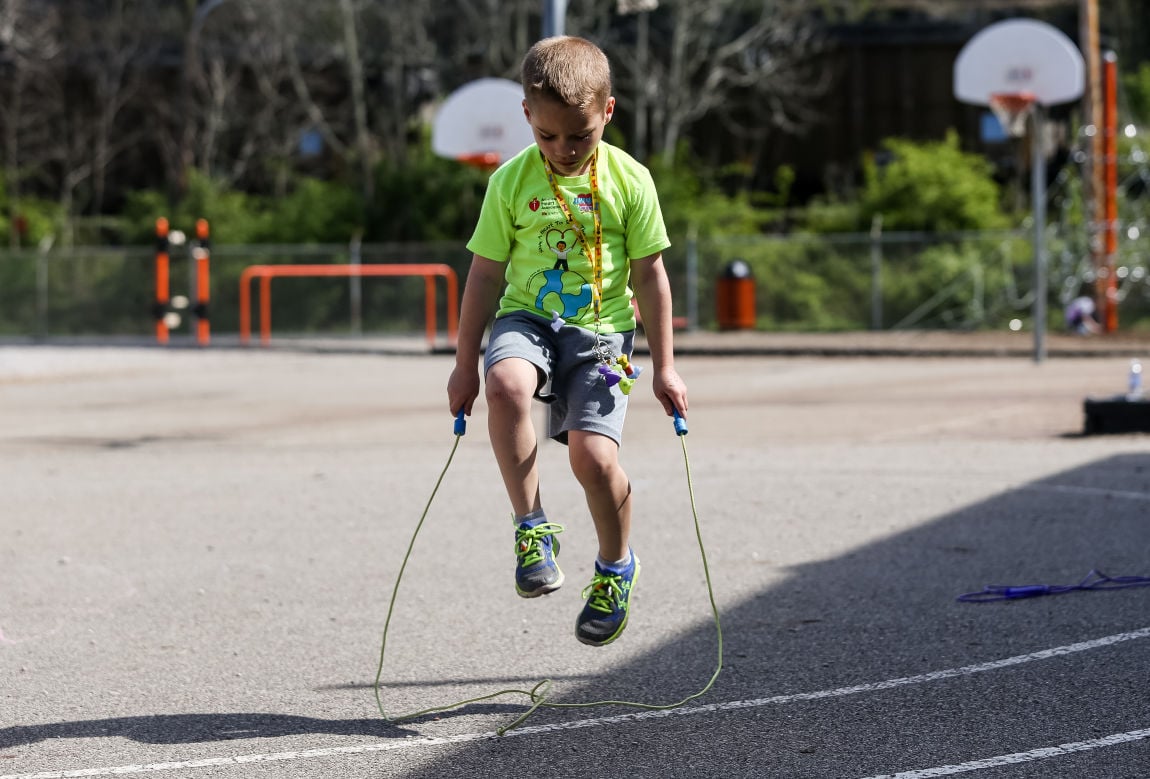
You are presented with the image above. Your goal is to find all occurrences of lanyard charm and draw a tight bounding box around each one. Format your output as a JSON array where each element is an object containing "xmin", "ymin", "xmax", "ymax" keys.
[{"xmin": 596, "ymin": 342, "xmax": 643, "ymax": 395}]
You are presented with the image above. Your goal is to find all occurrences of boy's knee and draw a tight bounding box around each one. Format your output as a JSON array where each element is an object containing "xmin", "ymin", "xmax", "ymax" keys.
[
  {"xmin": 485, "ymin": 359, "xmax": 539, "ymax": 408},
  {"xmin": 569, "ymin": 438, "xmax": 622, "ymax": 485}
]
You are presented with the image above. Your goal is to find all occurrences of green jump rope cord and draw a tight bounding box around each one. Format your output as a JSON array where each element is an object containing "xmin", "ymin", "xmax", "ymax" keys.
[{"xmin": 373, "ymin": 414, "xmax": 723, "ymax": 736}]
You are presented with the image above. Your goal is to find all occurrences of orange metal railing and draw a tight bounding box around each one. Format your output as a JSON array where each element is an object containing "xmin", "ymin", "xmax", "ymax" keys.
[{"xmin": 239, "ymin": 263, "xmax": 459, "ymax": 348}]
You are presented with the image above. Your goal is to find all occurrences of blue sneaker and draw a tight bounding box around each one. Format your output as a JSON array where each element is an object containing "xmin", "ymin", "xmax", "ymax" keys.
[
  {"xmin": 515, "ymin": 520, "xmax": 564, "ymax": 598},
  {"xmin": 575, "ymin": 553, "xmax": 640, "ymax": 646}
]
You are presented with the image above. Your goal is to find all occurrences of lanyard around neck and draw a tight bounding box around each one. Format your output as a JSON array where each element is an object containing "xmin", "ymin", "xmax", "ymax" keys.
[{"xmin": 542, "ymin": 149, "xmax": 603, "ymax": 322}]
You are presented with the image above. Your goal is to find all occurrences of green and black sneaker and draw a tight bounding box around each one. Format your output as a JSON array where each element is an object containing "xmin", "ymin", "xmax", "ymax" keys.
[
  {"xmin": 514, "ymin": 519, "xmax": 565, "ymax": 598},
  {"xmin": 575, "ymin": 552, "xmax": 640, "ymax": 647}
]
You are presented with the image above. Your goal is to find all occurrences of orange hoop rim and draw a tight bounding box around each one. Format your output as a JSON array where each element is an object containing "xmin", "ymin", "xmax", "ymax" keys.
[
  {"xmin": 457, "ymin": 152, "xmax": 501, "ymax": 169},
  {"xmin": 989, "ymin": 91, "xmax": 1037, "ymax": 112},
  {"xmin": 988, "ymin": 92, "xmax": 1037, "ymax": 137}
]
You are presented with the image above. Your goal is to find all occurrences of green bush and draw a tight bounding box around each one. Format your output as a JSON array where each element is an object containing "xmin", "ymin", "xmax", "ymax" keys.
[
  {"xmin": 120, "ymin": 170, "xmax": 368, "ymax": 245},
  {"xmin": 802, "ymin": 131, "xmax": 1012, "ymax": 234},
  {"xmin": 0, "ymin": 171, "xmax": 63, "ymax": 248},
  {"xmin": 121, "ymin": 171, "xmax": 272, "ymax": 244},
  {"xmin": 365, "ymin": 147, "xmax": 491, "ymax": 242},
  {"xmin": 651, "ymin": 148, "xmax": 778, "ymax": 241}
]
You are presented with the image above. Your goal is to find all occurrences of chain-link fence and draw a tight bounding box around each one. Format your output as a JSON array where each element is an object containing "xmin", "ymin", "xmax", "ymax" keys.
[
  {"xmin": 2, "ymin": 230, "xmax": 1148, "ymax": 340},
  {"xmin": 665, "ymin": 228, "xmax": 1149, "ymax": 333},
  {"xmin": 0, "ymin": 242, "xmax": 473, "ymax": 341}
]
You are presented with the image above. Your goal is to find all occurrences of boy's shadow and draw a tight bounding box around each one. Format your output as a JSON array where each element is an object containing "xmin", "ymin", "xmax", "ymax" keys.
[
  {"xmin": 0, "ymin": 712, "xmax": 419, "ymax": 749},
  {"xmin": 5, "ymin": 674, "xmax": 598, "ymax": 749}
]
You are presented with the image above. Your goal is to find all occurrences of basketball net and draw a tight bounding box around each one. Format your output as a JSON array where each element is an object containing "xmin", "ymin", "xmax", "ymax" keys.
[{"xmin": 989, "ymin": 92, "xmax": 1037, "ymax": 138}]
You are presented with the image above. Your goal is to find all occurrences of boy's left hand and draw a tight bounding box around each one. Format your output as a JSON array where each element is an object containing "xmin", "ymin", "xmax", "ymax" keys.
[{"xmin": 650, "ymin": 366, "xmax": 688, "ymax": 418}]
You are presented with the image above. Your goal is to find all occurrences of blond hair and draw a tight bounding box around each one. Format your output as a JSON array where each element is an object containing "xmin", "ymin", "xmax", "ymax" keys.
[{"xmin": 521, "ymin": 36, "xmax": 612, "ymax": 110}]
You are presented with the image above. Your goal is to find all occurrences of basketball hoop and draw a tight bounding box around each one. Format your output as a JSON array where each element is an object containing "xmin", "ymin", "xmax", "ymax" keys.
[
  {"xmin": 954, "ymin": 19, "xmax": 1086, "ymax": 364},
  {"xmin": 989, "ymin": 92, "xmax": 1037, "ymax": 138},
  {"xmin": 431, "ymin": 78, "xmax": 534, "ymax": 168}
]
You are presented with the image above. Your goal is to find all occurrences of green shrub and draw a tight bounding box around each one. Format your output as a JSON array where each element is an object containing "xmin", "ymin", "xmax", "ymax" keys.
[
  {"xmin": 0, "ymin": 171, "xmax": 64, "ymax": 248},
  {"xmin": 366, "ymin": 147, "xmax": 490, "ymax": 242},
  {"xmin": 121, "ymin": 171, "xmax": 272, "ymax": 244},
  {"xmin": 802, "ymin": 131, "xmax": 1012, "ymax": 234}
]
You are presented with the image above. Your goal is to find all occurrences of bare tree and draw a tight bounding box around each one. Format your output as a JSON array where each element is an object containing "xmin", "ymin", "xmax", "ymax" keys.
[
  {"xmin": 366, "ymin": 0, "xmax": 438, "ymax": 167},
  {"xmin": 432, "ymin": 0, "xmax": 538, "ymax": 86},
  {"xmin": 0, "ymin": 0, "xmax": 62, "ymax": 246},
  {"xmin": 262, "ymin": 0, "xmax": 354, "ymax": 171},
  {"xmin": 340, "ymin": 0, "xmax": 373, "ymax": 195},
  {"xmin": 244, "ymin": 0, "xmax": 393, "ymax": 204},
  {"xmin": 53, "ymin": 0, "xmax": 160, "ymax": 240},
  {"xmin": 0, "ymin": 0, "xmax": 833, "ymax": 238},
  {"xmin": 217, "ymin": 1, "xmax": 315, "ymax": 195},
  {"xmin": 169, "ymin": 0, "xmax": 361, "ymax": 200},
  {"xmin": 606, "ymin": 0, "xmax": 829, "ymax": 162}
]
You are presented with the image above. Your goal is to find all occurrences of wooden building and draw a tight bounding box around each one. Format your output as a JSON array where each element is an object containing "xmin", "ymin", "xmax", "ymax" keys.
[{"xmin": 772, "ymin": 1, "xmax": 1081, "ymax": 199}]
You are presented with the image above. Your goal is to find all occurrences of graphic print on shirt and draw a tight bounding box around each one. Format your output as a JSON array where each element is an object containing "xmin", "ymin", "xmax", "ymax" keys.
[{"xmin": 529, "ymin": 200, "xmax": 595, "ymax": 321}]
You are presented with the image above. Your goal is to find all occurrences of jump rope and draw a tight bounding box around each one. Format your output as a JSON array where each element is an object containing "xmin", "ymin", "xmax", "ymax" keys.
[
  {"xmin": 958, "ymin": 569, "xmax": 1150, "ymax": 602},
  {"xmin": 372, "ymin": 406, "xmax": 723, "ymax": 736},
  {"xmin": 368, "ymin": 394, "xmax": 1147, "ymax": 733}
]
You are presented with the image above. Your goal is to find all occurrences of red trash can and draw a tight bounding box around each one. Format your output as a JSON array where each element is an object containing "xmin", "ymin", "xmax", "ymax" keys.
[{"xmin": 716, "ymin": 259, "xmax": 755, "ymax": 330}]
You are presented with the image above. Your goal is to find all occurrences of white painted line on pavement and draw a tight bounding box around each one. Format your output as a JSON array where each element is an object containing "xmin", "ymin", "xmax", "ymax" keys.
[
  {"xmin": 6, "ymin": 626, "xmax": 1150, "ymax": 779},
  {"xmin": 857, "ymin": 727, "xmax": 1150, "ymax": 778},
  {"xmin": 1028, "ymin": 482, "xmax": 1150, "ymax": 502}
]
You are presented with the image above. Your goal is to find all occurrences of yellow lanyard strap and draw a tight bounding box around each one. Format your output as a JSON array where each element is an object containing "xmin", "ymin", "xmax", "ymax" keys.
[{"xmin": 542, "ymin": 150, "xmax": 603, "ymax": 322}]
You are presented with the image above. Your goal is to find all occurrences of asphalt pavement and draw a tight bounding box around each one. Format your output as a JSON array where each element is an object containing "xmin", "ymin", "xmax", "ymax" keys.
[{"xmin": 2, "ymin": 337, "xmax": 1149, "ymax": 778}]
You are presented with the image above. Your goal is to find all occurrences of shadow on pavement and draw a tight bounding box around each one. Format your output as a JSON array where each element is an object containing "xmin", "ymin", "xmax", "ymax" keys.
[
  {"xmin": 0, "ymin": 713, "xmax": 414, "ymax": 748},
  {"xmin": 8, "ymin": 454, "xmax": 1147, "ymax": 777},
  {"xmin": 395, "ymin": 452, "xmax": 1150, "ymax": 778}
]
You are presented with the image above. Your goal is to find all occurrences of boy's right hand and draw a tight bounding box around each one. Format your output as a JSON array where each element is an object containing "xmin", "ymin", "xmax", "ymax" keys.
[{"xmin": 447, "ymin": 364, "xmax": 480, "ymax": 417}]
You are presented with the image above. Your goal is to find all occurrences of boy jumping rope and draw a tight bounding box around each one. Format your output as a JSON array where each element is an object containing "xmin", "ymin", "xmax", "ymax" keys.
[{"xmin": 447, "ymin": 36, "xmax": 688, "ymax": 647}]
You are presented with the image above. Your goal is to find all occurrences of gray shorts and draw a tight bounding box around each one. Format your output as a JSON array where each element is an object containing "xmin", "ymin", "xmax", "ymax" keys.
[{"xmin": 484, "ymin": 311, "xmax": 635, "ymax": 445}]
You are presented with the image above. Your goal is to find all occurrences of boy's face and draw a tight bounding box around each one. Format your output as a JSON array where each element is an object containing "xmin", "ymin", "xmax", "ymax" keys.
[{"xmin": 523, "ymin": 95, "xmax": 615, "ymax": 177}]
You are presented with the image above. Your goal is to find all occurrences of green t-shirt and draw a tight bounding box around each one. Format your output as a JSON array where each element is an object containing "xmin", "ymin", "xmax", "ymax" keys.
[{"xmin": 466, "ymin": 141, "xmax": 670, "ymax": 333}]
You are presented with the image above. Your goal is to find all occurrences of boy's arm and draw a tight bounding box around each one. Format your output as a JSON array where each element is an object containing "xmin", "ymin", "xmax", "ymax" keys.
[
  {"xmin": 447, "ymin": 254, "xmax": 506, "ymax": 416},
  {"xmin": 631, "ymin": 252, "xmax": 688, "ymax": 417}
]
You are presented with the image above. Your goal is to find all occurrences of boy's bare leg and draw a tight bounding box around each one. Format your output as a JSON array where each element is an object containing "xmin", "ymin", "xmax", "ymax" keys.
[
  {"xmin": 567, "ymin": 430, "xmax": 631, "ymax": 562},
  {"xmin": 485, "ymin": 358, "xmax": 543, "ymax": 517}
]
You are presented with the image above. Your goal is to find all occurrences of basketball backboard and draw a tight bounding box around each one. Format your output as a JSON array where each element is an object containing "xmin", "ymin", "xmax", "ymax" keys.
[
  {"xmin": 954, "ymin": 18, "xmax": 1084, "ymax": 107},
  {"xmin": 431, "ymin": 78, "xmax": 534, "ymax": 167}
]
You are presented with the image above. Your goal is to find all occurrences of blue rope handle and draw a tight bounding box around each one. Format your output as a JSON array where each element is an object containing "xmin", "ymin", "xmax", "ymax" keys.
[{"xmin": 957, "ymin": 569, "xmax": 1150, "ymax": 603}]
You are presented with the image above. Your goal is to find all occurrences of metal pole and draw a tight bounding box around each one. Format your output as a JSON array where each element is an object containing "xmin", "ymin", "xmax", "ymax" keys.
[
  {"xmin": 685, "ymin": 226, "xmax": 698, "ymax": 331},
  {"xmin": 35, "ymin": 238, "xmax": 52, "ymax": 340},
  {"xmin": 542, "ymin": 0, "xmax": 567, "ymax": 38},
  {"xmin": 1031, "ymin": 108, "xmax": 1047, "ymax": 364},
  {"xmin": 634, "ymin": 10, "xmax": 649, "ymax": 160},
  {"xmin": 1103, "ymin": 50, "xmax": 1119, "ymax": 332},
  {"xmin": 869, "ymin": 214, "xmax": 883, "ymax": 330},
  {"xmin": 1080, "ymin": 0, "xmax": 1105, "ymax": 316},
  {"xmin": 349, "ymin": 232, "xmax": 362, "ymax": 336}
]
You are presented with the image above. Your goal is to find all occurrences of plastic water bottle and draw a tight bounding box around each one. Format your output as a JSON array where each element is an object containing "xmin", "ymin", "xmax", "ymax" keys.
[{"xmin": 1129, "ymin": 359, "xmax": 1144, "ymax": 399}]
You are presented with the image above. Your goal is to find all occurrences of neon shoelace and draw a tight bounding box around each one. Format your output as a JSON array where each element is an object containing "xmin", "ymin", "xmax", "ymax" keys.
[
  {"xmin": 515, "ymin": 522, "xmax": 565, "ymax": 566},
  {"xmin": 582, "ymin": 571, "xmax": 629, "ymax": 615}
]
